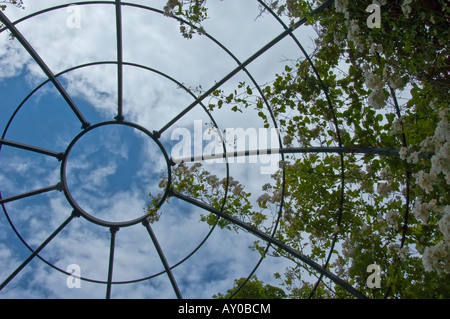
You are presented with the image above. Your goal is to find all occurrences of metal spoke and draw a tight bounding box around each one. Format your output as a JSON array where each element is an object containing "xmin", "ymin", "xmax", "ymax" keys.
[
  {"xmin": 0, "ymin": 183, "xmax": 63, "ymax": 205},
  {"xmin": 106, "ymin": 226, "xmax": 119, "ymax": 299},
  {"xmin": 143, "ymin": 220, "xmax": 183, "ymax": 299},
  {"xmin": 0, "ymin": 212, "xmax": 76, "ymax": 291},
  {"xmin": 0, "ymin": 11, "xmax": 90, "ymax": 129},
  {"xmin": 170, "ymin": 190, "xmax": 367, "ymax": 299},
  {"xmin": 172, "ymin": 146, "xmax": 400, "ymax": 163},
  {"xmin": 0, "ymin": 138, "xmax": 64, "ymax": 160},
  {"xmin": 115, "ymin": 0, "xmax": 124, "ymax": 122}
]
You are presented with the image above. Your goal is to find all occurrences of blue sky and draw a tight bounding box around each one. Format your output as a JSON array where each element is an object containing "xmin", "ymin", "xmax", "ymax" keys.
[{"xmin": 0, "ymin": 0, "xmax": 319, "ymax": 299}]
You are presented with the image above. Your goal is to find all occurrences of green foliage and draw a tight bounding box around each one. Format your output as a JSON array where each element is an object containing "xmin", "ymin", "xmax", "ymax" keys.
[
  {"xmin": 0, "ymin": 0, "xmax": 24, "ymax": 11},
  {"xmin": 163, "ymin": 0, "xmax": 208, "ymax": 38},
  {"xmin": 149, "ymin": 162, "xmax": 264, "ymax": 231},
  {"xmin": 0, "ymin": 0, "xmax": 25, "ymax": 37},
  {"xmin": 213, "ymin": 276, "xmax": 287, "ymax": 299},
  {"xmin": 157, "ymin": 0, "xmax": 450, "ymax": 298}
]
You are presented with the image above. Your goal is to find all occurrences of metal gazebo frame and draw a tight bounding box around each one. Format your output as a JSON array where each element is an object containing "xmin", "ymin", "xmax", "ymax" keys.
[{"xmin": 0, "ymin": 0, "xmax": 408, "ymax": 299}]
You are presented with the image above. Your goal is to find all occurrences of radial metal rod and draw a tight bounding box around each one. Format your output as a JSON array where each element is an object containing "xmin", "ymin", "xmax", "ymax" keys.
[
  {"xmin": 0, "ymin": 183, "xmax": 63, "ymax": 205},
  {"xmin": 171, "ymin": 190, "xmax": 367, "ymax": 299},
  {"xmin": 0, "ymin": 11, "xmax": 90, "ymax": 129},
  {"xmin": 171, "ymin": 146, "xmax": 399, "ymax": 163},
  {"xmin": 106, "ymin": 226, "xmax": 119, "ymax": 299},
  {"xmin": 0, "ymin": 138, "xmax": 64, "ymax": 160},
  {"xmin": 0, "ymin": 212, "xmax": 76, "ymax": 291},
  {"xmin": 114, "ymin": 0, "xmax": 124, "ymax": 122},
  {"xmin": 143, "ymin": 221, "xmax": 183, "ymax": 299}
]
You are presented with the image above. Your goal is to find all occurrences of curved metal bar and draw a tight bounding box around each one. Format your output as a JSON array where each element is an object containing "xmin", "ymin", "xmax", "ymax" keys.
[{"xmin": 0, "ymin": 0, "xmax": 375, "ymax": 300}]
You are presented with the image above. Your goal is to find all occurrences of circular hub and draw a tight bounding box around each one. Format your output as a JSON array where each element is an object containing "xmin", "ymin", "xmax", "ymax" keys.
[{"xmin": 61, "ymin": 121, "xmax": 171, "ymax": 227}]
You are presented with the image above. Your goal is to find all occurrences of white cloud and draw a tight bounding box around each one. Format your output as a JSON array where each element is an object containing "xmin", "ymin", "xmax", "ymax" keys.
[
  {"xmin": 0, "ymin": 40, "xmax": 29, "ymax": 79},
  {"xmin": 85, "ymin": 162, "xmax": 118, "ymax": 189}
]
